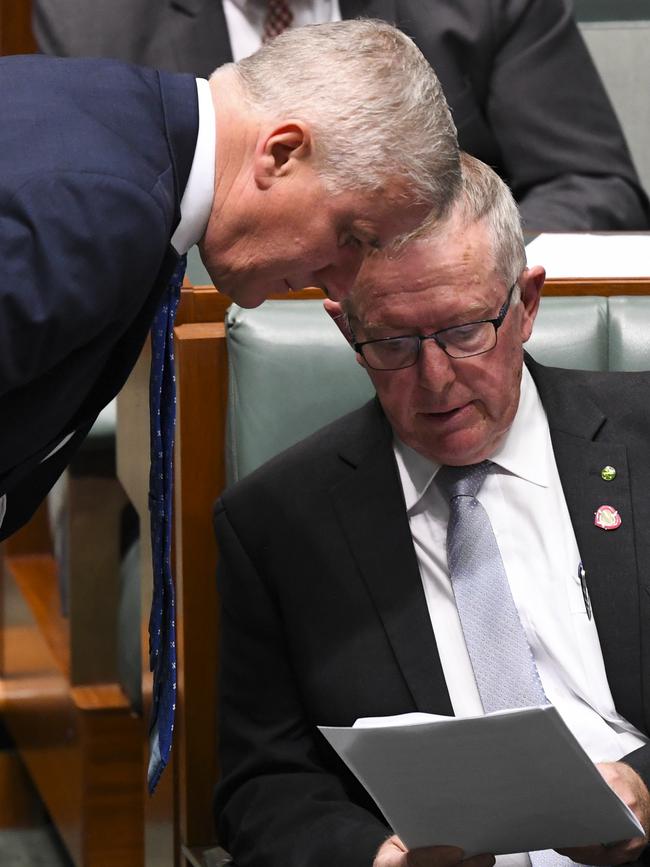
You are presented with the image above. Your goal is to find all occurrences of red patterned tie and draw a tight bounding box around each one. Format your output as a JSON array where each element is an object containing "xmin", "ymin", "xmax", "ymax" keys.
[{"xmin": 262, "ymin": 0, "xmax": 293, "ymax": 41}]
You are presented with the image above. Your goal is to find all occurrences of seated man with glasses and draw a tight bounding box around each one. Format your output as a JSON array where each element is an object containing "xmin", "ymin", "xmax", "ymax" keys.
[{"xmin": 213, "ymin": 153, "xmax": 650, "ymax": 867}]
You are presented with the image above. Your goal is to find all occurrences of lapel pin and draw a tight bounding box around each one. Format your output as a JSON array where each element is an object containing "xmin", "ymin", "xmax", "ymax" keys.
[
  {"xmin": 600, "ymin": 466, "xmax": 616, "ymax": 481},
  {"xmin": 594, "ymin": 504, "xmax": 621, "ymax": 531}
]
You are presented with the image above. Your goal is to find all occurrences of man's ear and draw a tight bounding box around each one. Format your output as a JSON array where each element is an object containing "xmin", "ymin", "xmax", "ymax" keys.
[
  {"xmin": 324, "ymin": 299, "xmax": 355, "ymax": 345},
  {"xmin": 518, "ymin": 265, "xmax": 545, "ymax": 343},
  {"xmin": 254, "ymin": 121, "xmax": 313, "ymax": 189}
]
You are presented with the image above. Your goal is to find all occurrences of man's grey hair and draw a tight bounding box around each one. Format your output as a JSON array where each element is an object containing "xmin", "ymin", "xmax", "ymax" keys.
[
  {"xmin": 442, "ymin": 152, "xmax": 526, "ymax": 287},
  {"xmin": 219, "ymin": 19, "xmax": 460, "ymax": 219},
  {"xmin": 343, "ymin": 154, "xmax": 525, "ymax": 321}
]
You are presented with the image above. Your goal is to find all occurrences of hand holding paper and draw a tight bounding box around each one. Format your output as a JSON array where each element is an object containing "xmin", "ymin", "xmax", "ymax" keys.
[
  {"xmin": 373, "ymin": 839, "xmax": 495, "ymax": 867},
  {"xmin": 556, "ymin": 761, "xmax": 650, "ymax": 865},
  {"xmin": 319, "ymin": 706, "xmax": 644, "ymax": 857}
]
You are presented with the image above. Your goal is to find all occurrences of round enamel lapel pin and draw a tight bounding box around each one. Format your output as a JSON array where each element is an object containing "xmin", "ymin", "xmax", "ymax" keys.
[{"xmin": 594, "ymin": 504, "xmax": 621, "ymax": 531}]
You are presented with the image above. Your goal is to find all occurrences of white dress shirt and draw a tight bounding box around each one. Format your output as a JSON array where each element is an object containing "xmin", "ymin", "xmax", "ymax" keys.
[
  {"xmin": 222, "ymin": 0, "xmax": 342, "ymax": 61},
  {"xmin": 170, "ymin": 78, "xmax": 216, "ymax": 255},
  {"xmin": 394, "ymin": 366, "xmax": 647, "ymax": 867}
]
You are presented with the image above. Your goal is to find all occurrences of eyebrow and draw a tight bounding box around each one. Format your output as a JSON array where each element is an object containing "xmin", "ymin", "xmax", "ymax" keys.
[{"xmin": 358, "ymin": 302, "xmax": 496, "ymax": 336}]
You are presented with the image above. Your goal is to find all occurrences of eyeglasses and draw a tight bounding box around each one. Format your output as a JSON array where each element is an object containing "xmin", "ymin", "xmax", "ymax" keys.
[{"xmin": 353, "ymin": 283, "xmax": 517, "ymax": 371}]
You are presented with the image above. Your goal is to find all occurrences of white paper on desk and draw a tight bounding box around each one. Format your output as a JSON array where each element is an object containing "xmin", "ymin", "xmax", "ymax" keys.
[
  {"xmin": 525, "ymin": 233, "xmax": 650, "ymax": 279},
  {"xmin": 319, "ymin": 705, "xmax": 643, "ymax": 856}
]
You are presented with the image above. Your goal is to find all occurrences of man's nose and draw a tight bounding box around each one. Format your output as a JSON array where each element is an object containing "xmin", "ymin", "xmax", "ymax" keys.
[
  {"xmin": 417, "ymin": 337, "xmax": 456, "ymax": 390},
  {"xmin": 315, "ymin": 247, "xmax": 365, "ymax": 300}
]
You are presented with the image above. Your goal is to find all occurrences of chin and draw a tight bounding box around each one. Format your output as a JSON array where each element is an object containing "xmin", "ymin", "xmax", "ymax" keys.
[
  {"xmin": 417, "ymin": 435, "xmax": 493, "ymax": 468},
  {"xmin": 215, "ymin": 282, "xmax": 266, "ymax": 308},
  {"xmin": 232, "ymin": 293, "xmax": 265, "ymax": 309}
]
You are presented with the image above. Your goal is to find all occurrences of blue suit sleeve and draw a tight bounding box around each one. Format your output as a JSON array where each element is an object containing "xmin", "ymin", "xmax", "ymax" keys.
[{"xmin": 0, "ymin": 170, "xmax": 172, "ymax": 397}]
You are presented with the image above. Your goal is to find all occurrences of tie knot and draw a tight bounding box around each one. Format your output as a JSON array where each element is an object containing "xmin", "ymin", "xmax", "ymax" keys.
[
  {"xmin": 263, "ymin": 0, "xmax": 294, "ymax": 41},
  {"xmin": 436, "ymin": 460, "xmax": 492, "ymax": 500}
]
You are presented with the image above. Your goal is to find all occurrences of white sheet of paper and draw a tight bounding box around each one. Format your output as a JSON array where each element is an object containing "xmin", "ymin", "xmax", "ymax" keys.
[
  {"xmin": 319, "ymin": 705, "xmax": 643, "ymax": 856},
  {"xmin": 525, "ymin": 233, "xmax": 650, "ymax": 279}
]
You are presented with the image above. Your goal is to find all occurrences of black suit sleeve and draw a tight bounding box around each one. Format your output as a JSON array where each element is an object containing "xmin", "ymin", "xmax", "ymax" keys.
[
  {"xmin": 485, "ymin": 0, "xmax": 649, "ymax": 230},
  {"xmin": 214, "ymin": 501, "xmax": 390, "ymax": 867}
]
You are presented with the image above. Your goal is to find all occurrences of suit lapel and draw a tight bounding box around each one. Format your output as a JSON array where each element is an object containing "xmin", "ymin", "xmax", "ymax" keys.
[
  {"xmin": 329, "ymin": 403, "xmax": 453, "ymax": 716},
  {"xmin": 529, "ymin": 359, "xmax": 645, "ymax": 730}
]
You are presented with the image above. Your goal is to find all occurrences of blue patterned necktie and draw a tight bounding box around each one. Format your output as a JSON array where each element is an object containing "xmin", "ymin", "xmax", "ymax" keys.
[
  {"xmin": 437, "ymin": 462, "xmax": 581, "ymax": 867},
  {"xmin": 147, "ymin": 253, "xmax": 186, "ymax": 793}
]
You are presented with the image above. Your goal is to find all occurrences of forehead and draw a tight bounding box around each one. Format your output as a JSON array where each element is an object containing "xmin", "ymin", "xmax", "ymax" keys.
[
  {"xmin": 351, "ymin": 218, "xmax": 502, "ymax": 327},
  {"xmin": 324, "ymin": 178, "xmax": 431, "ymax": 247}
]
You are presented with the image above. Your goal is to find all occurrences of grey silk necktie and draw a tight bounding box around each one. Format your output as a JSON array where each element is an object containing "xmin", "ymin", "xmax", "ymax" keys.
[{"xmin": 437, "ymin": 461, "xmax": 580, "ymax": 867}]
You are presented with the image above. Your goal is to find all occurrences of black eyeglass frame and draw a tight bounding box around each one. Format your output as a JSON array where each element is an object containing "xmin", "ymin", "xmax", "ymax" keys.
[{"xmin": 352, "ymin": 282, "xmax": 518, "ymax": 370}]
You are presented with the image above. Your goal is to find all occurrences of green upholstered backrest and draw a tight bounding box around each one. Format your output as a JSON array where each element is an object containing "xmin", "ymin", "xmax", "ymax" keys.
[
  {"xmin": 225, "ymin": 295, "xmax": 649, "ymax": 484},
  {"xmin": 225, "ymin": 301, "xmax": 374, "ymax": 484},
  {"xmin": 608, "ymin": 297, "xmax": 650, "ymax": 371},
  {"xmin": 525, "ymin": 296, "xmax": 608, "ymax": 370}
]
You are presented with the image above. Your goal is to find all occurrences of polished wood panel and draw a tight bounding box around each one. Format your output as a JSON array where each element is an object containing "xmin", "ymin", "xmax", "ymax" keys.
[
  {"xmin": 177, "ymin": 288, "xmax": 231, "ymax": 327},
  {"xmin": 0, "ymin": 750, "xmax": 46, "ymax": 828},
  {"xmin": 1, "ymin": 554, "xmax": 143, "ymax": 866},
  {"xmin": 0, "ymin": 0, "xmax": 37, "ymax": 55},
  {"xmin": 11, "ymin": 555, "xmax": 70, "ymax": 673},
  {"xmin": 544, "ymin": 277, "xmax": 650, "ymax": 295},
  {"xmin": 174, "ymin": 322, "xmax": 227, "ymax": 849}
]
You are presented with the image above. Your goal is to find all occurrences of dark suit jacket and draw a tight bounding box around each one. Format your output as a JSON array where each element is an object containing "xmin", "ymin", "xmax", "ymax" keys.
[
  {"xmin": 214, "ymin": 357, "xmax": 650, "ymax": 867},
  {"xmin": 34, "ymin": 0, "xmax": 649, "ymax": 231},
  {"xmin": 0, "ymin": 55, "xmax": 198, "ymax": 539}
]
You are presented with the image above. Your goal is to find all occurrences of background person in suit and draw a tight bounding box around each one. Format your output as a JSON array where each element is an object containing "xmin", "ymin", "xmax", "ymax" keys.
[
  {"xmin": 33, "ymin": 0, "xmax": 650, "ymax": 232},
  {"xmin": 0, "ymin": 19, "xmax": 458, "ymax": 541},
  {"xmin": 214, "ymin": 154, "xmax": 650, "ymax": 867}
]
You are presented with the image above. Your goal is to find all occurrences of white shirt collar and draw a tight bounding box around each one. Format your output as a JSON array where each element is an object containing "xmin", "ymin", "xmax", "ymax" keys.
[
  {"xmin": 490, "ymin": 364, "xmax": 550, "ymax": 489},
  {"xmin": 394, "ymin": 363, "xmax": 550, "ymax": 513},
  {"xmin": 170, "ymin": 78, "xmax": 216, "ymax": 255},
  {"xmin": 393, "ymin": 437, "xmax": 440, "ymax": 513}
]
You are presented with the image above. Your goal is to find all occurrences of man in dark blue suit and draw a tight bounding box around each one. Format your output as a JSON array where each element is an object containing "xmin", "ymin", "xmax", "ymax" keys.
[{"xmin": 0, "ymin": 19, "xmax": 459, "ymax": 541}]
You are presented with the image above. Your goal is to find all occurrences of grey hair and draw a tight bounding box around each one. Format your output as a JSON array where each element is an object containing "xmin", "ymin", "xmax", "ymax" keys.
[
  {"xmin": 442, "ymin": 153, "xmax": 526, "ymax": 286},
  {"xmin": 343, "ymin": 154, "xmax": 525, "ymax": 322},
  {"xmin": 219, "ymin": 19, "xmax": 460, "ymax": 219}
]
